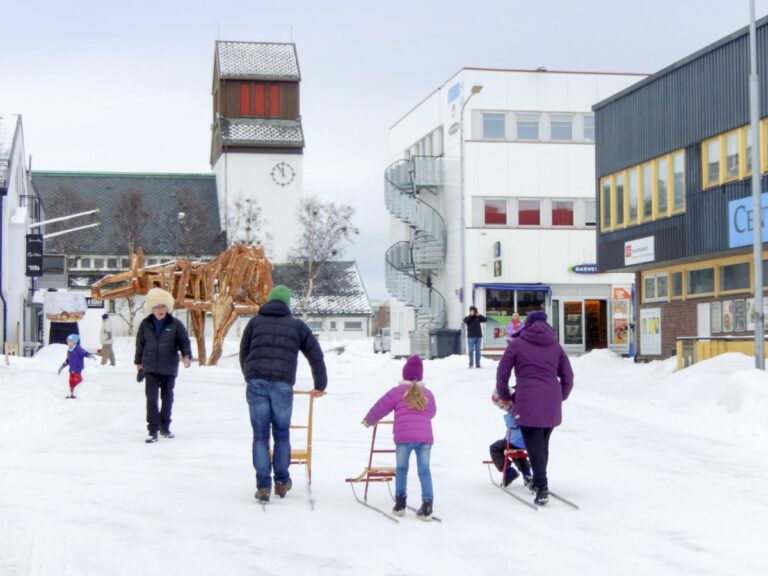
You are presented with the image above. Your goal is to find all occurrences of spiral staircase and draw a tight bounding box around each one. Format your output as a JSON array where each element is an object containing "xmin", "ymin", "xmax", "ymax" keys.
[{"xmin": 384, "ymin": 156, "xmax": 446, "ymax": 357}]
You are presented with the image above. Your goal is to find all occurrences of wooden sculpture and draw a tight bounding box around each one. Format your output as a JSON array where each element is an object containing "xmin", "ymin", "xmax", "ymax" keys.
[{"xmin": 90, "ymin": 244, "xmax": 272, "ymax": 366}]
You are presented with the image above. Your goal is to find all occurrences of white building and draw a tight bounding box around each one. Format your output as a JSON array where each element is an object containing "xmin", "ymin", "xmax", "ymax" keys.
[
  {"xmin": 386, "ymin": 67, "xmax": 644, "ymax": 358},
  {"xmin": 0, "ymin": 114, "xmax": 40, "ymax": 354}
]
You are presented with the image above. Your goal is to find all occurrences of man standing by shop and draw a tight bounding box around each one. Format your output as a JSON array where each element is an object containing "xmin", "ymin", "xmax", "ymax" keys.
[
  {"xmin": 463, "ymin": 305, "xmax": 487, "ymax": 368},
  {"xmin": 100, "ymin": 313, "xmax": 116, "ymax": 366},
  {"xmin": 240, "ymin": 285, "xmax": 327, "ymax": 503}
]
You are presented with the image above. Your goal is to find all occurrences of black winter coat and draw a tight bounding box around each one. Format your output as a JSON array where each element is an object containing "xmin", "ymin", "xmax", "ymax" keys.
[
  {"xmin": 463, "ymin": 313, "xmax": 487, "ymax": 338},
  {"xmin": 134, "ymin": 314, "xmax": 192, "ymax": 376},
  {"xmin": 239, "ymin": 300, "xmax": 327, "ymax": 390}
]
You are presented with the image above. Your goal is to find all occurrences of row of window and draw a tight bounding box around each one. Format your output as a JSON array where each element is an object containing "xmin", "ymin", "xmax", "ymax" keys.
[
  {"xmin": 480, "ymin": 111, "xmax": 594, "ymax": 143},
  {"xmin": 474, "ymin": 197, "xmax": 596, "ymax": 228},
  {"xmin": 72, "ymin": 256, "xmax": 177, "ymax": 270},
  {"xmin": 643, "ymin": 256, "xmax": 768, "ymax": 303},
  {"xmin": 307, "ymin": 320, "xmax": 364, "ymax": 332},
  {"xmin": 601, "ymin": 150, "xmax": 685, "ymax": 231},
  {"xmin": 699, "ymin": 120, "xmax": 768, "ymax": 188},
  {"xmin": 239, "ymin": 82, "xmax": 281, "ymax": 118}
]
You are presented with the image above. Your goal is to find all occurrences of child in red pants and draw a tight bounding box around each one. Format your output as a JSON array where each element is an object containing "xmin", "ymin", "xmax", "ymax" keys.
[{"xmin": 58, "ymin": 334, "xmax": 94, "ymax": 398}]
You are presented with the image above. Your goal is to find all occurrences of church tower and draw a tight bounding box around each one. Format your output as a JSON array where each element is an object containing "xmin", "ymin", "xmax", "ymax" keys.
[{"xmin": 211, "ymin": 41, "xmax": 304, "ymax": 261}]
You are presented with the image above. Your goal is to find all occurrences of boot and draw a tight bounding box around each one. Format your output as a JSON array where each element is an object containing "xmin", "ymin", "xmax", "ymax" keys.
[
  {"xmin": 275, "ymin": 479, "xmax": 292, "ymax": 498},
  {"xmin": 255, "ymin": 487, "xmax": 271, "ymax": 503},
  {"xmin": 145, "ymin": 431, "xmax": 158, "ymax": 444},
  {"xmin": 416, "ymin": 500, "xmax": 433, "ymax": 521},
  {"xmin": 534, "ymin": 487, "xmax": 549, "ymax": 506},
  {"xmin": 503, "ymin": 467, "xmax": 520, "ymax": 487},
  {"xmin": 392, "ymin": 495, "xmax": 407, "ymax": 517},
  {"xmin": 159, "ymin": 429, "xmax": 175, "ymax": 439}
]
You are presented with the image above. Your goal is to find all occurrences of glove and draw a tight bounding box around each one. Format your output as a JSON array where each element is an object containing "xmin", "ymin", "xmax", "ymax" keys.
[
  {"xmin": 136, "ymin": 369, "xmax": 145, "ymax": 383},
  {"xmin": 361, "ymin": 420, "xmax": 370, "ymax": 428},
  {"xmin": 58, "ymin": 365, "xmax": 65, "ymax": 375}
]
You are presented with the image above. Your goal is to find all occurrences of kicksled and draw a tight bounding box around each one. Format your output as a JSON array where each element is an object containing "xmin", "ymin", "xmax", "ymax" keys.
[
  {"xmin": 345, "ymin": 421, "xmax": 442, "ymax": 524},
  {"xmin": 483, "ymin": 447, "xmax": 579, "ymax": 511}
]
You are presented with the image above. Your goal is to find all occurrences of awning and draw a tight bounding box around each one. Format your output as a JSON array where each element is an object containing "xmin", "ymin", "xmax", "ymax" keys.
[{"xmin": 472, "ymin": 283, "xmax": 552, "ymax": 306}]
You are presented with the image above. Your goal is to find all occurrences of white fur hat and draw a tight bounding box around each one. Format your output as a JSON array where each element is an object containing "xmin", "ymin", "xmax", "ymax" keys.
[{"xmin": 144, "ymin": 287, "xmax": 175, "ymax": 314}]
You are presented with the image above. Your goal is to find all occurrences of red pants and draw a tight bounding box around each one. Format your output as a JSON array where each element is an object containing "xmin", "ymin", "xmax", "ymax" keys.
[{"xmin": 69, "ymin": 372, "xmax": 83, "ymax": 391}]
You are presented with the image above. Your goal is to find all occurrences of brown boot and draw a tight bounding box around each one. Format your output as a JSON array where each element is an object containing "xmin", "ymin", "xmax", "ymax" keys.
[
  {"xmin": 274, "ymin": 479, "xmax": 292, "ymax": 498},
  {"xmin": 255, "ymin": 487, "xmax": 271, "ymax": 503}
]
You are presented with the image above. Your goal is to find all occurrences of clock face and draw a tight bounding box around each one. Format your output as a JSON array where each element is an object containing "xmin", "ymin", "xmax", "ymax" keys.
[{"xmin": 270, "ymin": 161, "xmax": 296, "ymax": 187}]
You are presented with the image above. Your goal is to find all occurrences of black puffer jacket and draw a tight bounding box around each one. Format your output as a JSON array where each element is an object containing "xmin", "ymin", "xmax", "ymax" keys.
[
  {"xmin": 239, "ymin": 300, "xmax": 327, "ymax": 390},
  {"xmin": 134, "ymin": 314, "xmax": 192, "ymax": 376}
]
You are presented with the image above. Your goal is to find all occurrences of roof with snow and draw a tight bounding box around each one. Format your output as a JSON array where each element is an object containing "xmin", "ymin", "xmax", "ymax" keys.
[
  {"xmin": 216, "ymin": 41, "xmax": 300, "ymax": 81},
  {"xmin": 30, "ymin": 171, "xmax": 226, "ymax": 256},
  {"xmin": 0, "ymin": 114, "xmax": 20, "ymax": 193},
  {"xmin": 220, "ymin": 118, "xmax": 304, "ymax": 148},
  {"xmin": 272, "ymin": 261, "xmax": 372, "ymax": 316}
]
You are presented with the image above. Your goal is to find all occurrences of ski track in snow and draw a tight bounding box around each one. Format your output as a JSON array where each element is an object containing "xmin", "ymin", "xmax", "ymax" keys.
[{"xmin": 0, "ymin": 340, "xmax": 766, "ymax": 575}]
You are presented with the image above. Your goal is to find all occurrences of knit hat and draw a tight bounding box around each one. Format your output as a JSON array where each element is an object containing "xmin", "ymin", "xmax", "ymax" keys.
[
  {"xmin": 524, "ymin": 310, "xmax": 548, "ymax": 327},
  {"xmin": 402, "ymin": 355, "xmax": 423, "ymax": 382},
  {"xmin": 101, "ymin": 313, "xmax": 109, "ymax": 320},
  {"xmin": 66, "ymin": 334, "xmax": 80, "ymax": 344},
  {"xmin": 268, "ymin": 285, "xmax": 292, "ymax": 307},
  {"xmin": 144, "ymin": 287, "xmax": 175, "ymax": 314}
]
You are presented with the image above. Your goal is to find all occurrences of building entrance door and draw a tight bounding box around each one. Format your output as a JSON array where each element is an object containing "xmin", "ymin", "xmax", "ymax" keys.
[{"xmin": 585, "ymin": 300, "xmax": 607, "ymax": 351}]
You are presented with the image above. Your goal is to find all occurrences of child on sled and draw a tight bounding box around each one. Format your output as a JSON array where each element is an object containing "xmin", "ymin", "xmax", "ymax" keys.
[{"xmin": 489, "ymin": 392, "xmax": 533, "ymax": 489}]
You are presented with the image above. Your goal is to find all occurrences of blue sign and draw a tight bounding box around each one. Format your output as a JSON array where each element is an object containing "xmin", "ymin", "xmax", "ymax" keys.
[
  {"xmin": 728, "ymin": 192, "xmax": 768, "ymax": 248},
  {"xmin": 448, "ymin": 83, "xmax": 460, "ymax": 103},
  {"xmin": 570, "ymin": 264, "xmax": 598, "ymax": 274}
]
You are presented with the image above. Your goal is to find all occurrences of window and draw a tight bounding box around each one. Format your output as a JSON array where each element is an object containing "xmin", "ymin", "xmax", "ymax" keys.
[
  {"xmin": 93, "ymin": 258, "xmax": 104, "ymax": 268},
  {"xmin": 643, "ymin": 273, "xmax": 669, "ymax": 302},
  {"xmin": 585, "ymin": 199, "xmax": 596, "ymax": 226},
  {"xmin": 627, "ymin": 168, "xmax": 638, "ymax": 224},
  {"xmin": 107, "ymin": 258, "xmax": 118, "ymax": 269},
  {"xmin": 725, "ymin": 132, "xmax": 739, "ymax": 178},
  {"xmin": 518, "ymin": 200, "xmax": 540, "ymax": 225},
  {"xmin": 517, "ymin": 114, "xmax": 540, "ymax": 140},
  {"xmin": 238, "ymin": 83, "xmax": 280, "ymax": 117},
  {"xmin": 706, "ymin": 139, "xmax": 720, "ymax": 184},
  {"xmin": 583, "ymin": 115, "xmax": 595, "ymax": 141},
  {"xmin": 601, "ymin": 178, "xmax": 611, "ymax": 230},
  {"xmin": 483, "ymin": 113, "xmax": 506, "ymax": 139},
  {"xmin": 344, "ymin": 321, "xmax": 363, "ymax": 331},
  {"xmin": 656, "ymin": 157, "xmax": 669, "ymax": 216},
  {"xmin": 330, "ymin": 321, "xmax": 337, "ymax": 330},
  {"xmin": 687, "ymin": 268, "xmax": 715, "ymax": 296},
  {"xmin": 615, "ymin": 173, "xmax": 625, "ymax": 227},
  {"xmin": 120, "ymin": 257, "xmax": 130, "ymax": 268},
  {"xmin": 268, "ymin": 85, "xmax": 280, "ymax": 116},
  {"xmin": 307, "ymin": 320, "xmax": 323, "ymax": 331},
  {"xmin": 550, "ymin": 114, "xmax": 573, "ymax": 141},
  {"xmin": 671, "ymin": 271, "xmax": 683, "ymax": 298},
  {"xmin": 721, "ymin": 262, "xmax": 750, "ymax": 292},
  {"xmin": 552, "ymin": 201, "xmax": 574, "ymax": 226},
  {"xmin": 484, "ymin": 199, "xmax": 507, "ymax": 225},
  {"xmin": 79, "ymin": 257, "xmax": 91, "ymax": 269},
  {"xmin": 746, "ymin": 126, "xmax": 753, "ymax": 173},
  {"xmin": 672, "ymin": 152, "xmax": 685, "ymax": 212},
  {"xmin": 641, "ymin": 163, "xmax": 653, "ymax": 220}
]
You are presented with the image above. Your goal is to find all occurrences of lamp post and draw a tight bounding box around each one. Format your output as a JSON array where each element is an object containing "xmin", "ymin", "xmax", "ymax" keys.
[
  {"xmin": 459, "ymin": 84, "xmax": 483, "ymax": 327},
  {"xmin": 749, "ymin": 0, "xmax": 764, "ymax": 369}
]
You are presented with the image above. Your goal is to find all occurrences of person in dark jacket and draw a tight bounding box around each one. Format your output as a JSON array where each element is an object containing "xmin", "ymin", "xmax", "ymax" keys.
[
  {"xmin": 134, "ymin": 288, "xmax": 192, "ymax": 444},
  {"xmin": 240, "ymin": 285, "xmax": 327, "ymax": 503},
  {"xmin": 463, "ymin": 305, "xmax": 487, "ymax": 368},
  {"xmin": 495, "ymin": 310, "xmax": 573, "ymax": 506}
]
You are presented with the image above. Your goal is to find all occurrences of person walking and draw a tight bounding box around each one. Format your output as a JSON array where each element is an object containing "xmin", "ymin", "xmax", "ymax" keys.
[
  {"xmin": 239, "ymin": 285, "xmax": 328, "ymax": 503},
  {"xmin": 362, "ymin": 355, "xmax": 437, "ymax": 521},
  {"xmin": 58, "ymin": 334, "xmax": 96, "ymax": 399},
  {"xmin": 495, "ymin": 310, "xmax": 573, "ymax": 506},
  {"xmin": 99, "ymin": 313, "xmax": 116, "ymax": 366},
  {"xmin": 134, "ymin": 288, "xmax": 192, "ymax": 444},
  {"xmin": 463, "ymin": 305, "xmax": 487, "ymax": 368}
]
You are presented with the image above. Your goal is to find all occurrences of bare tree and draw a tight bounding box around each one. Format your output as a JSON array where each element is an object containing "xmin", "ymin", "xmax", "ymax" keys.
[
  {"xmin": 288, "ymin": 197, "xmax": 358, "ymax": 321},
  {"xmin": 226, "ymin": 194, "xmax": 273, "ymax": 251},
  {"xmin": 45, "ymin": 185, "xmax": 96, "ymax": 265},
  {"xmin": 112, "ymin": 189, "xmax": 149, "ymax": 335},
  {"xmin": 175, "ymin": 192, "xmax": 212, "ymax": 260}
]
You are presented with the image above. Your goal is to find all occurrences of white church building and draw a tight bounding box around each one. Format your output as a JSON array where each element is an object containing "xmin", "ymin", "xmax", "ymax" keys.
[{"xmin": 386, "ymin": 67, "xmax": 644, "ymax": 358}]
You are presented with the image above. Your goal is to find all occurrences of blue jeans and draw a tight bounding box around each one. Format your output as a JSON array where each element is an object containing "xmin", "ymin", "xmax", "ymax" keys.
[
  {"xmin": 395, "ymin": 442, "xmax": 434, "ymax": 501},
  {"xmin": 467, "ymin": 337, "xmax": 482, "ymax": 367},
  {"xmin": 246, "ymin": 379, "xmax": 293, "ymax": 490}
]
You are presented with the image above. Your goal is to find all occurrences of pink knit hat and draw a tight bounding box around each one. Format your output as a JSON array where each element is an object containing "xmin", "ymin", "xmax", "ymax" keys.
[{"xmin": 402, "ymin": 355, "xmax": 423, "ymax": 382}]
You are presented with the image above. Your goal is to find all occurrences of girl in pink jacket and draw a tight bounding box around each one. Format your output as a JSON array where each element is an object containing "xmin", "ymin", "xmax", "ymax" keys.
[{"xmin": 362, "ymin": 355, "xmax": 437, "ymax": 520}]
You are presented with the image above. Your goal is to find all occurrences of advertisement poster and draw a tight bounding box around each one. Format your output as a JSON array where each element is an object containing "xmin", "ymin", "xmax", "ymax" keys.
[
  {"xmin": 711, "ymin": 301, "xmax": 722, "ymax": 333},
  {"xmin": 734, "ymin": 299, "xmax": 746, "ymax": 332},
  {"xmin": 612, "ymin": 298, "xmax": 629, "ymax": 344},
  {"xmin": 43, "ymin": 291, "xmax": 87, "ymax": 322},
  {"xmin": 722, "ymin": 300, "xmax": 734, "ymax": 333},
  {"xmin": 639, "ymin": 308, "xmax": 661, "ymax": 355},
  {"xmin": 485, "ymin": 315, "xmax": 512, "ymax": 347}
]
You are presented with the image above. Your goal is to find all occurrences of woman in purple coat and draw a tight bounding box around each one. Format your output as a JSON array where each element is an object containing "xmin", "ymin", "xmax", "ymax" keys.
[
  {"xmin": 362, "ymin": 355, "xmax": 437, "ymax": 520},
  {"xmin": 495, "ymin": 310, "xmax": 573, "ymax": 506}
]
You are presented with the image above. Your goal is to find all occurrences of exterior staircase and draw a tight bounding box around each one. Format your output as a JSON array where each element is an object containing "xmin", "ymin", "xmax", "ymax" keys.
[{"xmin": 384, "ymin": 157, "xmax": 446, "ymax": 357}]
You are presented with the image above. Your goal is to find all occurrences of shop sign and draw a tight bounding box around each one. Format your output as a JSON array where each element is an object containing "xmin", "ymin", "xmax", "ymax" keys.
[
  {"xmin": 26, "ymin": 234, "xmax": 43, "ymax": 277},
  {"xmin": 728, "ymin": 192, "xmax": 768, "ymax": 248},
  {"xmin": 570, "ymin": 264, "xmax": 598, "ymax": 274},
  {"xmin": 624, "ymin": 236, "xmax": 655, "ymax": 266}
]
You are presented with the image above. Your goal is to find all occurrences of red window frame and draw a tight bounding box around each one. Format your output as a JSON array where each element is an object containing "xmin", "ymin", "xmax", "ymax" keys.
[
  {"xmin": 268, "ymin": 85, "xmax": 280, "ymax": 116},
  {"xmin": 239, "ymin": 84, "xmax": 250, "ymax": 115}
]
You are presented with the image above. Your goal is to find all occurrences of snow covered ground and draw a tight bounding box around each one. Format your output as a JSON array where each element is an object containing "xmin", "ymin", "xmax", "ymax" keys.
[{"xmin": 0, "ymin": 337, "xmax": 767, "ymax": 576}]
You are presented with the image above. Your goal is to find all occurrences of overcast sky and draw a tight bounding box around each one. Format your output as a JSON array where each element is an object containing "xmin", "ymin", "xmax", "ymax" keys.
[{"xmin": 4, "ymin": 0, "xmax": 768, "ymax": 298}]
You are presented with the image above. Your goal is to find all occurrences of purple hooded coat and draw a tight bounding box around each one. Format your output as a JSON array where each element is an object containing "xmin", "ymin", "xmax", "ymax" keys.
[
  {"xmin": 495, "ymin": 322, "xmax": 573, "ymax": 428},
  {"xmin": 363, "ymin": 383, "xmax": 436, "ymax": 444}
]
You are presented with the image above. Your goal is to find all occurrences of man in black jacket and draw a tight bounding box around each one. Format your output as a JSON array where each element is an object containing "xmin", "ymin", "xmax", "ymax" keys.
[
  {"xmin": 134, "ymin": 288, "xmax": 192, "ymax": 444},
  {"xmin": 463, "ymin": 305, "xmax": 487, "ymax": 368},
  {"xmin": 240, "ymin": 285, "xmax": 327, "ymax": 503}
]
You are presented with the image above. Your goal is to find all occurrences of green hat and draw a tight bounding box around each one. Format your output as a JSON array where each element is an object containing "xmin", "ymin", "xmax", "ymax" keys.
[{"xmin": 268, "ymin": 285, "xmax": 292, "ymax": 307}]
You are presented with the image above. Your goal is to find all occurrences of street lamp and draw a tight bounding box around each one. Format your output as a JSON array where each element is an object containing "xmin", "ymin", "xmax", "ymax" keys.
[{"xmin": 459, "ymin": 84, "xmax": 483, "ymax": 327}]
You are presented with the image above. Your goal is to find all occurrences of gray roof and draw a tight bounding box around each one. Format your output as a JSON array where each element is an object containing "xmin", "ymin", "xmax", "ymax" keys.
[
  {"xmin": 30, "ymin": 172, "xmax": 226, "ymax": 256},
  {"xmin": 273, "ymin": 261, "xmax": 372, "ymax": 316},
  {"xmin": 221, "ymin": 118, "xmax": 304, "ymax": 147},
  {"xmin": 216, "ymin": 41, "xmax": 300, "ymax": 81},
  {"xmin": 0, "ymin": 114, "xmax": 20, "ymax": 192}
]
